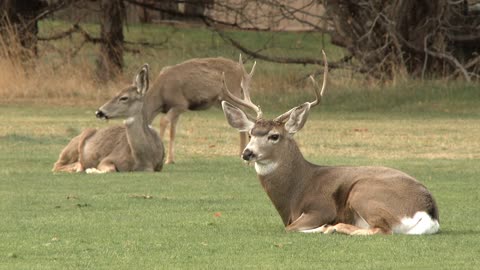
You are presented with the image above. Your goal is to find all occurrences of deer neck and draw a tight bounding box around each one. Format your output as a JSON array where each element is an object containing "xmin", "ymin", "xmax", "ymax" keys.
[
  {"xmin": 143, "ymin": 95, "xmax": 163, "ymax": 125},
  {"xmin": 255, "ymin": 140, "xmax": 313, "ymax": 225},
  {"xmin": 124, "ymin": 107, "xmax": 154, "ymax": 161}
]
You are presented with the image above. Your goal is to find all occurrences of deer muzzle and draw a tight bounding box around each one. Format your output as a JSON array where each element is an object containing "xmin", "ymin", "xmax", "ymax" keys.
[
  {"xmin": 95, "ymin": 110, "xmax": 108, "ymax": 119},
  {"xmin": 242, "ymin": 149, "xmax": 256, "ymax": 161}
]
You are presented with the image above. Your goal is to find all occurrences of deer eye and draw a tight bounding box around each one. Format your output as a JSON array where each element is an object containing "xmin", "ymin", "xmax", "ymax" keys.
[
  {"xmin": 268, "ymin": 134, "xmax": 280, "ymax": 141},
  {"xmin": 119, "ymin": 96, "xmax": 128, "ymax": 102}
]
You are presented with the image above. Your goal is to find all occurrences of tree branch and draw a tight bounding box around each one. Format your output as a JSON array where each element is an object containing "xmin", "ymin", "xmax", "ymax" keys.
[{"xmin": 205, "ymin": 19, "xmax": 351, "ymax": 69}]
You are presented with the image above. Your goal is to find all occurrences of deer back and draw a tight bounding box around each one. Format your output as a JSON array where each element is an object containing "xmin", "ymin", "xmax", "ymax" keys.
[{"xmin": 144, "ymin": 57, "xmax": 246, "ymax": 123}]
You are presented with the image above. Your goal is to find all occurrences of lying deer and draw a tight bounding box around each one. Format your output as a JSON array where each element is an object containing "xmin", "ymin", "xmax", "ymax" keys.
[
  {"xmin": 143, "ymin": 56, "xmax": 255, "ymax": 164},
  {"xmin": 221, "ymin": 52, "xmax": 440, "ymax": 235},
  {"xmin": 52, "ymin": 64, "xmax": 164, "ymax": 173}
]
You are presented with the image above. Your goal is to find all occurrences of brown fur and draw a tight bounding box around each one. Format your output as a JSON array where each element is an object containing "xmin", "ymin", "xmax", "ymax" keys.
[
  {"xmin": 53, "ymin": 65, "xmax": 164, "ymax": 173},
  {"xmin": 230, "ymin": 117, "xmax": 439, "ymax": 235},
  {"xmin": 221, "ymin": 56, "xmax": 439, "ymax": 235},
  {"xmin": 144, "ymin": 57, "xmax": 251, "ymax": 164}
]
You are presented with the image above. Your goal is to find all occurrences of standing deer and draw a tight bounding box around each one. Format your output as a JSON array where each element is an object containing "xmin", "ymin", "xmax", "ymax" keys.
[
  {"xmin": 143, "ymin": 56, "xmax": 255, "ymax": 164},
  {"xmin": 221, "ymin": 52, "xmax": 440, "ymax": 235},
  {"xmin": 52, "ymin": 64, "xmax": 164, "ymax": 173}
]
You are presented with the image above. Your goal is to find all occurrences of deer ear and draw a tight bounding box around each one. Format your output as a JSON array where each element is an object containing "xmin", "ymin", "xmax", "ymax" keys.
[
  {"xmin": 222, "ymin": 101, "xmax": 254, "ymax": 132},
  {"xmin": 284, "ymin": 103, "xmax": 311, "ymax": 134},
  {"xmin": 134, "ymin": 64, "xmax": 149, "ymax": 95}
]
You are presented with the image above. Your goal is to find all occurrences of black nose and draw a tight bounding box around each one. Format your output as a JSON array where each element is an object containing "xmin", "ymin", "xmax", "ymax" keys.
[
  {"xmin": 242, "ymin": 149, "xmax": 255, "ymax": 161},
  {"xmin": 95, "ymin": 110, "xmax": 106, "ymax": 119}
]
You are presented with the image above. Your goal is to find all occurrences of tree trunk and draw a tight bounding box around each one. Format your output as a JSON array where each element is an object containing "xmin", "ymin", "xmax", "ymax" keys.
[
  {"xmin": 184, "ymin": 0, "xmax": 213, "ymax": 19},
  {"xmin": 158, "ymin": 0, "xmax": 179, "ymax": 20},
  {"xmin": 96, "ymin": 0, "xmax": 125, "ymax": 81},
  {"xmin": 0, "ymin": 0, "xmax": 46, "ymax": 60}
]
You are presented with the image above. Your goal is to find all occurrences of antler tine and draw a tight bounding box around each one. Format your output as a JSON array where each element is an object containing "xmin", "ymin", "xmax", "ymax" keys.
[
  {"xmin": 307, "ymin": 50, "xmax": 328, "ymax": 107},
  {"xmin": 222, "ymin": 72, "xmax": 263, "ymax": 119},
  {"xmin": 240, "ymin": 61, "xmax": 256, "ymax": 102},
  {"xmin": 273, "ymin": 50, "xmax": 328, "ymax": 123}
]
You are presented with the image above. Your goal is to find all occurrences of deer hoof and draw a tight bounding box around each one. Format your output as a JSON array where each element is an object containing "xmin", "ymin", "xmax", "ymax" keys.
[
  {"xmin": 86, "ymin": 168, "xmax": 106, "ymax": 174},
  {"xmin": 350, "ymin": 229, "xmax": 377, "ymax": 236},
  {"xmin": 323, "ymin": 226, "xmax": 337, "ymax": 234}
]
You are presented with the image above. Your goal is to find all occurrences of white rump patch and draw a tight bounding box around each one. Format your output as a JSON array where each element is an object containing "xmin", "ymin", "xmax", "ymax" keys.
[
  {"xmin": 254, "ymin": 161, "xmax": 278, "ymax": 176},
  {"xmin": 393, "ymin": 211, "xmax": 440, "ymax": 235}
]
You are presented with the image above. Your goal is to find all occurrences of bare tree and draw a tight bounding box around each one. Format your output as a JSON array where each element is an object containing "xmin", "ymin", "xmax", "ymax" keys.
[
  {"xmin": 126, "ymin": 0, "xmax": 480, "ymax": 80},
  {"xmin": 323, "ymin": 0, "xmax": 480, "ymax": 80},
  {"xmin": 96, "ymin": 0, "xmax": 126, "ymax": 81},
  {"xmin": 184, "ymin": 0, "xmax": 213, "ymax": 19},
  {"xmin": 0, "ymin": 0, "xmax": 47, "ymax": 59},
  {"xmin": 12, "ymin": 0, "xmax": 479, "ymax": 81},
  {"xmin": 158, "ymin": 0, "xmax": 179, "ymax": 20}
]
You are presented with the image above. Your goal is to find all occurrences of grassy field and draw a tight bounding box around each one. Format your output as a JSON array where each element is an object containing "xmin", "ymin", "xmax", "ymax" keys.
[
  {"xmin": 1, "ymin": 103, "xmax": 480, "ymax": 269},
  {"xmin": 1, "ymin": 19, "xmax": 480, "ymax": 269}
]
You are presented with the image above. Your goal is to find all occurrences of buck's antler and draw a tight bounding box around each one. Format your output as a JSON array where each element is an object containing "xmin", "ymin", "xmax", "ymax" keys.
[
  {"xmin": 274, "ymin": 50, "xmax": 328, "ymax": 123},
  {"xmin": 222, "ymin": 58, "xmax": 262, "ymax": 119},
  {"xmin": 308, "ymin": 50, "xmax": 328, "ymax": 107}
]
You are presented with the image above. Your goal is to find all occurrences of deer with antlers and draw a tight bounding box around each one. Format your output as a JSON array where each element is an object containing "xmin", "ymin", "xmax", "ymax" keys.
[
  {"xmin": 52, "ymin": 64, "xmax": 164, "ymax": 173},
  {"xmin": 221, "ymin": 52, "xmax": 439, "ymax": 235},
  {"xmin": 143, "ymin": 56, "xmax": 255, "ymax": 164}
]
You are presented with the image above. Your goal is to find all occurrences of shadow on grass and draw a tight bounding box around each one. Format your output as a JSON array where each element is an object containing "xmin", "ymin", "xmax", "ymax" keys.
[{"xmin": 437, "ymin": 228, "xmax": 480, "ymax": 236}]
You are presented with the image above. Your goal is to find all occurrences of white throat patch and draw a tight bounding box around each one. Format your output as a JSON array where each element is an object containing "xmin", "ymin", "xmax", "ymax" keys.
[
  {"xmin": 124, "ymin": 117, "xmax": 135, "ymax": 125},
  {"xmin": 254, "ymin": 161, "xmax": 278, "ymax": 176}
]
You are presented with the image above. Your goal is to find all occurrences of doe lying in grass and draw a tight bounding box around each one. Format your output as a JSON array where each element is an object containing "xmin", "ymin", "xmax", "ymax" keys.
[
  {"xmin": 52, "ymin": 64, "xmax": 164, "ymax": 173},
  {"xmin": 221, "ymin": 52, "xmax": 439, "ymax": 235}
]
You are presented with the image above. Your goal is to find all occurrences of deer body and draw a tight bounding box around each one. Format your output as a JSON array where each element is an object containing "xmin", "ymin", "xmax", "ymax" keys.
[
  {"xmin": 221, "ymin": 52, "xmax": 439, "ymax": 235},
  {"xmin": 255, "ymin": 140, "xmax": 439, "ymax": 234},
  {"xmin": 53, "ymin": 65, "xmax": 164, "ymax": 173},
  {"xmin": 144, "ymin": 57, "xmax": 252, "ymax": 164}
]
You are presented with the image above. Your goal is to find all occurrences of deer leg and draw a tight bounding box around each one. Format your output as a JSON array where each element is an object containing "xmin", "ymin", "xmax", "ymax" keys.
[
  {"xmin": 74, "ymin": 128, "xmax": 97, "ymax": 173},
  {"xmin": 53, "ymin": 162, "xmax": 80, "ymax": 173},
  {"xmin": 159, "ymin": 115, "xmax": 169, "ymax": 139},
  {"xmin": 323, "ymin": 223, "xmax": 386, "ymax": 235},
  {"xmin": 86, "ymin": 161, "xmax": 117, "ymax": 174},
  {"xmin": 52, "ymin": 134, "xmax": 82, "ymax": 172},
  {"xmin": 164, "ymin": 107, "xmax": 185, "ymax": 164},
  {"xmin": 285, "ymin": 211, "xmax": 335, "ymax": 233}
]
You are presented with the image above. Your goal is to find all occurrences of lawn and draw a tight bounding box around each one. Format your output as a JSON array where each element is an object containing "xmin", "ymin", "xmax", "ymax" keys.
[
  {"xmin": 0, "ymin": 103, "xmax": 479, "ymax": 269},
  {"xmin": 1, "ymin": 18, "xmax": 479, "ymax": 269}
]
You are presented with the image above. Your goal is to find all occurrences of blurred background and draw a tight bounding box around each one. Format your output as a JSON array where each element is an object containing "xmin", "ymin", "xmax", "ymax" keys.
[{"xmin": 1, "ymin": 0, "xmax": 479, "ymax": 110}]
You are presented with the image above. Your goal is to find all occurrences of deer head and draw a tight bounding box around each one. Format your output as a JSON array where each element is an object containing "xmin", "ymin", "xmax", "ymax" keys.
[
  {"xmin": 96, "ymin": 64, "xmax": 150, "ymax": 120},
  {"xmin": 222, "ymin": 52, "xmax": 328, "ymax": 165}
]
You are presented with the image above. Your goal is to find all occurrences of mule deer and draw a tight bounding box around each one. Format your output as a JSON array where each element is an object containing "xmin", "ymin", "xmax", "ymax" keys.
[
  {"xmin": 143, "ymin": 56, "xmax": 255, "ymax": 164},
  {"xmin": 52, "ymin": 64, "xmax": 164, "ymax": 173},
  {"xmin": 221, "ymin": 52, "xmax": 439, "ymax": 235}
]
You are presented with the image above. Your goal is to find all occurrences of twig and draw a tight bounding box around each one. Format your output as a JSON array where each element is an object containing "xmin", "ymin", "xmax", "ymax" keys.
[
  {"xmin": 423, "ymin": 34, "xmax": 471, "ymax": 82},
  {"xmin": 206, "ymin": 19, "xmax": 349, "ymax": 69}
]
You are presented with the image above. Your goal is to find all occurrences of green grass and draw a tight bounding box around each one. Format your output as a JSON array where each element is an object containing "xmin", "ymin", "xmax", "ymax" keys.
[
  {"xmin": 1, "ymin": 19, "xmax": 479, "ymax": 269},
  {"xmin": 38, "ymin": 19, "xmax": 344, "ymax": 71},
  {"xmin": 1, "ymin": 104, "xmax": 480, "ymax": 269}
]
